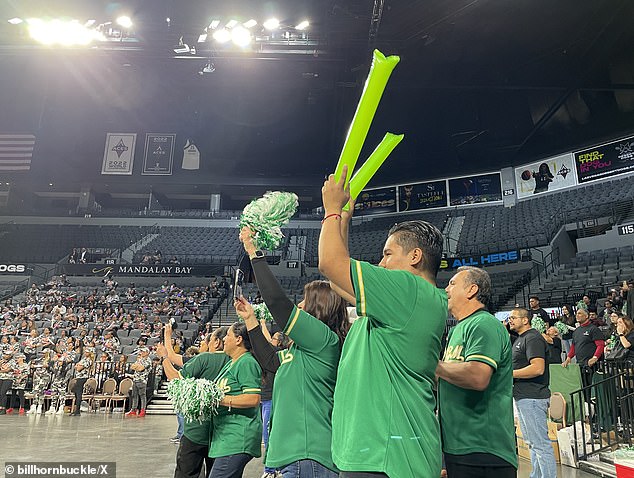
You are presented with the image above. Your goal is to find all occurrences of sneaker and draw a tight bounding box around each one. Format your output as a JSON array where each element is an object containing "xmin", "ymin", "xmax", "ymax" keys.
[
  {"xmin": 169, "ymin": 436, "xmax": 181, "ymax": 443},
  {"xmin": 125, "ymin": 410, "xmax": 137, "ymax": 417},
  {"xmin": 6, "ymin": 408, "xmax": 13, "ymax": 414},
  {"xmin": 56, "ymin": 406, "xmax": 64, "ymax": 415},
  {"xmin": 138, "ymin": 409, "xmax": 146, "ymax": 417},
  {"xmin": 36, "ymin": 405, "xmax": 42, "ymax": 414},
  {"xmin": 45, "ymin": 407, "xmax": 56, "ymax": 415},
  {"xmin": 19, "ymin": 408, "xmax": 25, "ymax": 415},
  {"xmin": 26, "ymin": 405, "xmax": 36, "ymax": 415}
]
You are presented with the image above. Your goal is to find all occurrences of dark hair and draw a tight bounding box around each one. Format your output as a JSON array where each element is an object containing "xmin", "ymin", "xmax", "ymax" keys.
[
  {"xmin": 388, "ymin": 220, "xmax": 444, "ymax": 275},
  {"xmin": 301, "ymin": 280, "xmax": 350, "ymax": 346},
  {"xmin": 230, "ymin": 322, "xmax": 252, "ymax": 351},
  {"xmin": 512, "ymin": 307, "xmax": 530, "ymax": 322},
  {"xmin": 211, "ymin": 326, "xmax": 229, "ymax": 350},
  {"xmin": 529, "ymin": 295, "xmax": 540, "ymax": 301},
  {"xmin": 457, "ymin": 266, "xmax": 492, "ymax": 307}
]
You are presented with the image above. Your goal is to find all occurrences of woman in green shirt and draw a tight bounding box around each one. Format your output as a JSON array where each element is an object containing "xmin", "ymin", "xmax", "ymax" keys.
[
  {"xmin": 208, "ymin": 321, "xmax": 263, "ymax": 478},
  {"xmin": 235, "ymin": 227, "xmax": 350, "ymax": 478}
]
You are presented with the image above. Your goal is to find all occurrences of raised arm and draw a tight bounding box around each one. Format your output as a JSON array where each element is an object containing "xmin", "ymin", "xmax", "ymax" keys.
[
  {"xmin": 163, "ymin": 323, "xmax": 184, "ymax": 367},
  {"xmin": 235, "ymin": 296, "xmax": 281, "ymax": 374},
  {"xmin": 318, "ymin": 166, "xmax": 354, "ymax": 298}
]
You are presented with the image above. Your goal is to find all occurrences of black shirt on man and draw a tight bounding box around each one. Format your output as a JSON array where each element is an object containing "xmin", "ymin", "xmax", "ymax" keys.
[
  {"xmin": 572, "ymin": 322, "xmax": 603, "ymax": 365},
  {"xmin": 512, "ymin": 328, "xmax": 550, "ymax": 400}
]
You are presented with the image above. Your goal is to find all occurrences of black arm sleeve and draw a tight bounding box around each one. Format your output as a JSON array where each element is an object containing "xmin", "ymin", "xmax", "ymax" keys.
[
  {"xmin": 250, "ymin": 257, "xmax": 295, "ymax": 330},
  {"xmin": 247, "ymin": 325, "xmax": 281, "ymax": 374}
]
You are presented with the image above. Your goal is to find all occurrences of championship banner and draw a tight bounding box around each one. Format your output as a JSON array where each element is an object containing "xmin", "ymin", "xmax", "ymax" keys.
[
  {"xmin": 354, "ymin": 186, "xmax": 397, "ymax": 216},
  {"xmin": 398, "ymin": 180, "xmax": 447, "ymax": 212},
  {"xmin": 515, "ymin": 153, "xmax": 577, "ymax": 198},
  {"xmin": 102, "ymin": 133, "xmax": 136, "ymax": 175},
  {"xmin": 142, "ymin": 133, "xmax": 175, "ymax": 175},
  {"xmin": 448, "ymin": 173, "xmax": 502, "ymax": 206},
  {"xmin": 62, "ymin": 264, "xmax": 224, "ymax": 277},
  {"xmin": 574, "ymin": 135, "xmax": 634, "ymax": 183}
]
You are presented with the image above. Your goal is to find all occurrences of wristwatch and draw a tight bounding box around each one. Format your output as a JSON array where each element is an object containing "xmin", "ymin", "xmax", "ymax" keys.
[{"xmin": 249, "ymin": 250, "xmax": 265, "ymax": 260}]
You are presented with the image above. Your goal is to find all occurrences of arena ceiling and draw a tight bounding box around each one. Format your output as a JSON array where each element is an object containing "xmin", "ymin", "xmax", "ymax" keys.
[{"xmin": 0, "ymin": 0, "xmax": 634, "ymax": 211}]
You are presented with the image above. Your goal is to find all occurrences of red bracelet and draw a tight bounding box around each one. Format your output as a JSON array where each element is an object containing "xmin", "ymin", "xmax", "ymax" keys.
[{"xmin": 322, "ymin": 213, "xmax": 342, "ymax": 224}]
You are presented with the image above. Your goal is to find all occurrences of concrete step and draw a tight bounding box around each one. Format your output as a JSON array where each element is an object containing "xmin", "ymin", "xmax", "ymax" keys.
[
  {"xmin": 147, "ymin": 403, "xmax": 174, "ymax": 409},
  {"xmin": 145, "ymin": 409, "xmax": 175, "ymax": 415},
  {"xmin": 579, "ymin": 460, "xmax": 616, "ymax": 478}
]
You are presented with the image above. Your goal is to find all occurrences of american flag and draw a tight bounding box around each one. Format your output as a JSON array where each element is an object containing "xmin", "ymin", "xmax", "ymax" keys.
[{"xmin": 0, "ymin": 134, "xmax": 36, "ymax": 171}]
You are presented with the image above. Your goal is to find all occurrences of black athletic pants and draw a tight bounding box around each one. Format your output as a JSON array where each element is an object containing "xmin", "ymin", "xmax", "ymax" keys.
[{"xmin": 174, "ymin": 435, "xmax": 214, "ymax": 478}]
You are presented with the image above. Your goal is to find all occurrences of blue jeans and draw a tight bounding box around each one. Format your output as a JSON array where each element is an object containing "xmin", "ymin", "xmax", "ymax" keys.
[
  {"xmin": 516, "ymin": 398, "xmax": 557, "ymax": 478},
  {"xmin": 177, "ymin": 413, "xmax": 184, "ymax": 438},
  {"xmin": 261, "ymin": 400, "xmax": 274, "ymax": 473},
  {"xmin": 208, "ymin": 453, "xmax": 252, "ymax": 478},
  {"xmin": 280, "ymin": 460, "xmax": 338, "ymax": 478}
]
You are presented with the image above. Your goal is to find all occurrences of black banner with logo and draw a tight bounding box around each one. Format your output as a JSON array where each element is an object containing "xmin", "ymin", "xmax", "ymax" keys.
[
  {"xmin": 440, "ymin": 250, "xmax": 520, "ymax": 270},
  {"xmin": 0, "ymin": 264, "xmax": 28, "ymax": 274},
  {"xmin": 354, "ymin": 187, "xmax": 397, "ymax": 216},
  {"xmin": 574, "ymin": 135, "xmax": 634, "ymax": 183},
  {"xmin": 448, "ymin": 173, "xmax": 502, "ymax": 206},
  {"xmin": 398, "ymin": 180, "xmax": 448, "ymax": 212},
  {"xmin": 62, "ymin": 264, "xmax": 223, "ymax": 277}
]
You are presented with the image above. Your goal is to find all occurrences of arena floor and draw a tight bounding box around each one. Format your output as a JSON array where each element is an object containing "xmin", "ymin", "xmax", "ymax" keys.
[{"xmin": 2, "ymin": 413, "xmax": 597, "ymax": 478}]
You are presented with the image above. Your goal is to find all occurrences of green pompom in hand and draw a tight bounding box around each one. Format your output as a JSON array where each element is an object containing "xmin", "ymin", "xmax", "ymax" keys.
[
  {"xmin": 240, "ymin": 191, "xmax": 298, "ymax": 250},
  {"xmin": 253, "ymin": 303, "xmax": 274, "ymax": 323},
  {"xmin": 554, "ymin": 321, "xmax": 568, "ymax": 337},
  {"xmin": 167, "ymin": 377, "xmax": 225, "ymax": 423},
  {"xmin": 531, "ymin": 317, "xmax": 547, "ymax": 333}
]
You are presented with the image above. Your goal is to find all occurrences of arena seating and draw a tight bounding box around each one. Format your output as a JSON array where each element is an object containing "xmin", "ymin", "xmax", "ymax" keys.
[{"xmin": 458, "ymin": 176, "xmax": 634, "ymax": 255}]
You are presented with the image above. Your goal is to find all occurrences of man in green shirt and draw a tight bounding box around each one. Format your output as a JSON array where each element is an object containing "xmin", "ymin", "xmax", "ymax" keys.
[
  {"xmin": 437, "ymin": 266, "xmax": 517, "ymax": 478},
  {"xmin": 319, "ymin": 166, "xmax": 447, "ymax": 478}
]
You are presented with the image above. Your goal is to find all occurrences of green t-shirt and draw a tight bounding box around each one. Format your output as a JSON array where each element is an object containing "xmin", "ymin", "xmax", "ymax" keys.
[
  {"xmin": 331, "ymin": 259, "xmax": 447, "ymax": 478},
  {"xmin": 438, "ymin": 309, "xmax": 517, "ymax": 468},
  {"xmin": 180, "ymin": 352, "xmax": 230, "ymax": 445},
  {"xmin": 265, "ymin": 306, "xmax": 340, "ymax": 471},
  {"xmin": 209, "ymin": 352, "xmax": 263, "ymax": 458}
]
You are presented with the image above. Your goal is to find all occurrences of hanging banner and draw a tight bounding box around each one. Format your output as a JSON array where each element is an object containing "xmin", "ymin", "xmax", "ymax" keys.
[
  {"xmin": 398, "ymin": 180, "xmax": 448, "ymax": 211},
  {"xmin": 354, "ymin": 186, "xmax": 397, "ymax": 216},
  {"xmin": 102, "ymin": 133, "xmax": 136, "ymax": 175},
  {"xmin": 448, "ymin": 172, "xmax": 502, "ymax": 206},
  {"xmin": 440, "ymin": 250, "xmax": 520, "ymax": 270},
  {"xmin": 574, "ymin": 135, "xmax": 634, "ymax": 183},
  {"xmin": 182, "ymin": 139, "xmax": 201, "ymax": 170},
  {"xmin": 514, "ymin": 153, "xmax": 577, "ymax": 198},
  {"xmin": 142, "ymin": 133, "xmax": 175, "ymax": 175}
]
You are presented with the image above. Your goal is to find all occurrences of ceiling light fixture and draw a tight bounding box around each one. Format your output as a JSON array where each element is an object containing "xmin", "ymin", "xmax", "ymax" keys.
[
  {"xmin": 263, "ymin": 18, "xmax": 280, "ymax": 30},
  {"xmin": 243, "ymin": 19, "xmax": 257, "ymax": 28},
  {"xmin": 231, "ymin": 26, "xmax": 251, "ymax": 47},
  {"xmin": 225, "ymin": 19, "xmax": 238, "ymax": 29},
  {"xmin": 116, "ymin": 16, "xmax": 133, "ymax": 29},
  {"xmin": 295, "ymin": 20, "xmax": 309, "ymax": 30},
  {"xmin": 212, "ymin": 28, "xmax": 231, "ymax": 43}
]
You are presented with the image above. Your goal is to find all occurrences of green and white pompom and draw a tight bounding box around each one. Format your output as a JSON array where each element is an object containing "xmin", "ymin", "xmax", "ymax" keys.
[
  {"xmin": 253, "ymin": 303, "xmax": 274, "ymax": 323},
  {"xmin": 554, "ymin": 321, "xmax": 568, "ymax": 337},
  {"xmin": 167, "ymin": 377, "xmax": 225, "ymax": 423},
  {"xmin": 531, "ymin": 317, "xmax": 547, "ymax": 333},
  {"xmin": 240, "ymin": 191, "xmax": 298, "ymax": 250}
]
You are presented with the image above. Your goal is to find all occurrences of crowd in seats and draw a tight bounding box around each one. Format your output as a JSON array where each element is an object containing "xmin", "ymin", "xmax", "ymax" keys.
[
  {"xmin": 0, "ymin": 274, "xmax": 229, "ymax": 415},
  {"xmin": 459, "ymin": 176, "xmax": 634, "ymax": 255}
]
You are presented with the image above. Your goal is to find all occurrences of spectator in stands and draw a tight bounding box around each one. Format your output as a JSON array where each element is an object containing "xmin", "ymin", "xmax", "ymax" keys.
[
  {"xmin": 22, "ymin": 329, "xmax": 39, "ymax": 361},
  {"xmin": 208, "ymin": 322, "xmax": 262, "ymax": 478},
  {"xmin": 562, "ymin": 308, "xmax": 605, "ymax": 391},
  {"xmin": 0, "ymin": 349, "xmax": 15, "ymax": 414},
  {"xmin": 437, "ymin": 266, "xmax": 516, "ymax": 477},
  {"xmin": 528, "ymin": 295, "xmax": 551, "ymax": 326},
  {"xmin": 69, "ymin": 248, "xmax": 77, "ymax": 264},
  {"xmin": 9, "ymin": 353, "xmax": 29, "ymax": 414},
  {"xmin": 614, "ymin": 315, "xmax": 634, "ymax": 360},
  {"xmin": 588, "ymin": 310, "xmax": 605, "ymax": 327},
  {"xmin": 70, "ymin": 349, "xmax": 94, "ymax": 416},
  {"xmin": 238, "ymin": 226, "xmax": 350, "ymax": 478},
  {"xmin": 125, "ymin": 346, "xmax": 151, "ymax": 417},
  {"xmin": 113, "ymin": 355, "xmax": 128, "ymax": 383},
  {"xmin": 577, "ymin": 294, "xmax": 591, "ymax": 312},
  {"xmin": 28, "ymin": 348, "xmax": 53, "ymax": 414},
  {"xmin": 320, "ymin": 169, "xmax": 448, "ymax": 478},
  {"xmin": 508, "ymin": 307, "xmax": 556, "ymax": 478},
  {"xmin": 168, "ymin": 256, "xmax": 180, "ymax": 265},
  {"xmin": 542, "ymin": 326, "xmax": 563, "ymax": 364},
  {"xmin": 47, "ymin": 345, "xmax": 76, "ymax": 415},
  {"xmin": 79, "ymin": 248, "xmax": 88, "ymax": 263},
  {"xmin": 602, "ymin": 300, "xmax": 616, "ymax": 323},
  {"xmin": 558, "ymin": 305, "xmax": 576, "ymax": 356}
]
